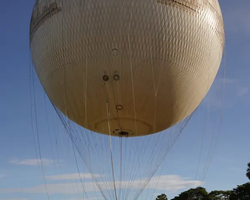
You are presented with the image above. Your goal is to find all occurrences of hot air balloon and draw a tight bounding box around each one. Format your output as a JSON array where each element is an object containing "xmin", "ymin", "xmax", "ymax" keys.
[
  {"xmin": 30, "ymin": 0, "xmax": 224, "ymax": 137},
  {"xmin": 29, "ymin": 1, "xmax": 225, "ymax": 200}
]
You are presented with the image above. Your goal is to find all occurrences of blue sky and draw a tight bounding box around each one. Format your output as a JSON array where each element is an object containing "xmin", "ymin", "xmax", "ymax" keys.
[{"xmin": 0, "ymin": 0, "xmax": 250, "ymax": 200}]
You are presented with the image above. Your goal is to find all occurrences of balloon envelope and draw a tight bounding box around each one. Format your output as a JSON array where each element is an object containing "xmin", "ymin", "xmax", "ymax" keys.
[{"xmin": 30, "ymin": 0, "xmax": 224, "ymax": 137}]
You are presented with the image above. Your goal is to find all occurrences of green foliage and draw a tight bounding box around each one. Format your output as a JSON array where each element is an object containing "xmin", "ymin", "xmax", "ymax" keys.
[
  {"xmin": 246, "ymin": 162, "xmax": 250, "ymax": 180},
  {"xmin": 229, "ymin": 183, "xmax": 250, "ymax": 200},
  {"xmin": 208, "ymin": 190, "xmax": 231, "ymax": 200},
  {"xmin": 157, "ymin": 163, "xmax": 250, "ymax": 200},
  {"xmin": 168, "ymin": 184, "xmax": 249, "ymax": 200},
  {"xmin": 156, "ymin": 193, "xmax": 168, "ymax": 200},
  {"xmin": 171, "ymin": 187, "xmax": 210, "ymax": 200}
]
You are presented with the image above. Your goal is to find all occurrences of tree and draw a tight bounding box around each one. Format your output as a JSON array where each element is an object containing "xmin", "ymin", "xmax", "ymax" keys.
[
  {"xmin": 229, "ymin": 183, "xmax": 250, "ymax": 200},
  {"xmin": 171, "ymin": 187, "xmax": 210, "ymax": 200},
  {"xmin": 246, "ymin": 162, "xmax": 250, "ymax": 180},
  {"xmin": 156, "ymin": 193, "xmax": 168, "ymax": 200},
  {"xmin": 209, "ymin": 190, "xmax": 231, "ymax": 200}
]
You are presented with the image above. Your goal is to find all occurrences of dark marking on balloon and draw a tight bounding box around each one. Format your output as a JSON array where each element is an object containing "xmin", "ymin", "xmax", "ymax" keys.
[
  {"xmin": 116, "ymin": 105, "xmax": 123, "ymax": 110},
  {"xmin": 30, "ymin": 2, "xmax": 62, "ymax": 41},
  {"xmin": 112, "ymin": 128, "xmax": 134, "ymax": 137},
  {"xmin": 113, "ymin": 74, "xmax": 120, "ymax": 81},
  {"xmin": 103, "ymin": 75, "xmax": 109, "ymax": 81},
  {"xmin": 119, "ymin": 131, "xmax": 129, "ymax": 137}
]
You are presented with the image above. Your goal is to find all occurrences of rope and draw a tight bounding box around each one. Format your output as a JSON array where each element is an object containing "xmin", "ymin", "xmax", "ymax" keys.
[{"xmin": 106, "ymin": 100, "xmax": 118, "ymax": 200}]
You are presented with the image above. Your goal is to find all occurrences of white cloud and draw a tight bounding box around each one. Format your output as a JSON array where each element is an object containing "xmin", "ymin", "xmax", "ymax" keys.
[
  {"xmin": 9, "ymin": 159, "xmax": 57, "ymax": 166},
  {"xmin": 61, "ymin": 198, "xmax": 101, "ymax": 200},
  {"xmin": 0, "ymin": 199, "xmax": 28, "ymax": 200},
  {"xmin": 45, "ymin": 173, "xmax": 101, "ymax": 180},
  {"xmin": 0, "ymin": 174, "xmax": 202, "ymax": 194},
  {"xmin": 0, "ymin": 182, "xmax": 97, "ymax": 194},
  {"xmin": 146, "ymin": 175, "xmax": 202, "ymax": 191}
]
